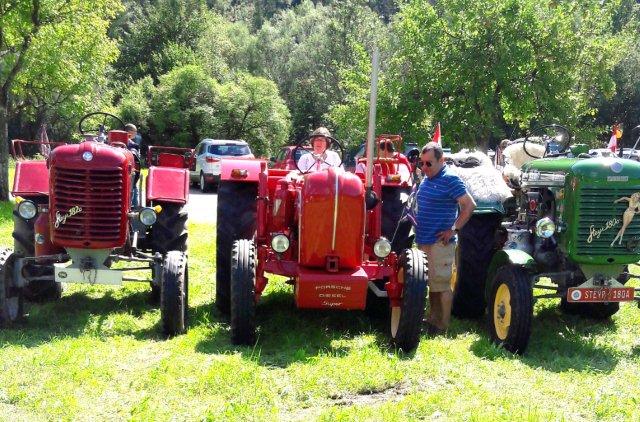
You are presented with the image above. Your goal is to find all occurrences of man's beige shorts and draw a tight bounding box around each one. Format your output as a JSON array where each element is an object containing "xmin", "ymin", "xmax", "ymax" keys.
[{"xmin": 418, "ymin": 242, "xmax": 456, "ymax": 293}]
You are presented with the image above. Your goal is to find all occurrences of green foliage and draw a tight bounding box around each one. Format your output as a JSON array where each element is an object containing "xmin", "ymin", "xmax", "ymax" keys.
[
  {"xmin": 334, "ymin": 0, "xmax": 633, "ymax": 150},
  {"xmin": 117, "ymin": 76, "xmax": 155, "ymax": 134},
  {"xmin": 115, "ymin": 0, "xmax": 208, "ymax": 82}
]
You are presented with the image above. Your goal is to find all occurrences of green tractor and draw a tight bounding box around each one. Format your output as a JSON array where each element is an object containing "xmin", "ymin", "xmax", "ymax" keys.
[{"xmin": 453, "ymin": 125, "xmax": 640, "ymax": 354}]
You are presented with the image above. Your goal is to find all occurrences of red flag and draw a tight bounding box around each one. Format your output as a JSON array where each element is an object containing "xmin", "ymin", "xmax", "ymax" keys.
[{"xmin": 432, "ymin": 122, "xmax": 441, "ymax": 145}]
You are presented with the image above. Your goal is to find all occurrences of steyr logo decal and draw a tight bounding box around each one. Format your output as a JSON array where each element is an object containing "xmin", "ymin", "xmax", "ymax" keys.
[
  {"xmin": 588, "ymin": 218, "xmax": 620, "ymax": 244},
  {"xmin": 610, "ymin": 192, "xmax": 640, "ymax": 247},
  {"xmin": 54, "ymin": 206, "xmax": 82, "ymax": 229}
]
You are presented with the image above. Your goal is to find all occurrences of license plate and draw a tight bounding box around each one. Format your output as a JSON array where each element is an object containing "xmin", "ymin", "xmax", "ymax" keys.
[{"xmin": 567, "ymin": 287, "xmax": 635, "ymax": 303}]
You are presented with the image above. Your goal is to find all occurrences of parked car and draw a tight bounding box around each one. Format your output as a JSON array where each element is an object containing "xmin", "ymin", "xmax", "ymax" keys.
[
  {"xmin": 270, "ymin": 145, "xmax": 312, "ymax": 170},
  {"xmin": 190, "ymin": 139, "xmax": 254, "ymax": 191}
]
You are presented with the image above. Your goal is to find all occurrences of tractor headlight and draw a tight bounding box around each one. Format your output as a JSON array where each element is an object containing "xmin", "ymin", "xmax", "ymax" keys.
[
  {"xmin": 271, "ymin": 234, "xmax": 290, "ymax": 253},
  {"xmin": 373, "ymin": 237, "xmax": 392, "ymax": 258},
  {"xmin": 139, "ymin": 207, "xmax": 158, "ymax": 226},
  {"xmin": 18, "ymin": 200, "xmax": 37, "ymax": 220},
  {"xmin": 535, "ymin": 217, "xmax": 556, "ymax": 238}
]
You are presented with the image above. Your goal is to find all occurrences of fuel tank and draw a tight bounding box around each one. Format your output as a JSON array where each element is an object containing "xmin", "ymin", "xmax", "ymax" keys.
[
  {"xmin": 49, "ymin": 141, "xmax": 134, "ymax": 249},
  {"xmin": 298, "ymin": 168, "xmax": 365, "ymax": 269}
]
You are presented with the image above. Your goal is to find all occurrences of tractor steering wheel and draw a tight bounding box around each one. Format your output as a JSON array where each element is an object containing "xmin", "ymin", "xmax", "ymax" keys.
[
  {"xmin": 79, "ymin": 112, "xmax": 125, "ymax": 138},
  {"xmin": 523, "ymin": 124, "xmax": 571, "ymax": 158},
  {"xmin": 293, "ymin": 135, "xmax": 345, "ymax": 174}
]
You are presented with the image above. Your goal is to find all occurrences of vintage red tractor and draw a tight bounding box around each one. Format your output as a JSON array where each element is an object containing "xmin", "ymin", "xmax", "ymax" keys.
[
  {"xmin": 216, "ymin": 133, "xmax": 428, "ymax": 351},
  {"xmin": 3, "ymin": 112, "xmax": 189, "ymax": 336}
]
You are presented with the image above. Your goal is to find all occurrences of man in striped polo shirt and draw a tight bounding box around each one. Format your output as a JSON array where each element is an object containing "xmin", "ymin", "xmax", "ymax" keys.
[{"xmin": 417, "ymin": 142, "xmax": 476, "ymax": 334}]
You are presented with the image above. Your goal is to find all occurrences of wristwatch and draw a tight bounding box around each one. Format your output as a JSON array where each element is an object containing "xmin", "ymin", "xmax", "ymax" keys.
[{"xmin": 451, "ymin": 224, "xmax": 459, "ymax": 233}]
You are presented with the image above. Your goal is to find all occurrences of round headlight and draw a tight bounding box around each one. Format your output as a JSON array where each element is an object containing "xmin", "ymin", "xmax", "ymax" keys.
[
  {"xmin": 271, "ymin": 234, "xmax": 290, "ymax": 253},
  {"xmin": 82, "ymin": 151, "xmax": 93, "ymax": 161},
  {"xmin": 139, "ymin": 208, "xmax": 157, "ymax": 226},
  {"xmin": 18, "ymin": 200, "xmax": 37, "ymax": 219},
  {"xmin": 373, "ymin": 237, "xmax": 392, "ymax": 258},
  {"xmin": 535, "ymin": 217, "xmax": 556, "ymax": 238}
]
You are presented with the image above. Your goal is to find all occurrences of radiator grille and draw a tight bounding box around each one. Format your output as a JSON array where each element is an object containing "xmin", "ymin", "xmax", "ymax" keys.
[
  {"xmin": 51, "ymin": 167, "xmax": 124, "ymax": 242},
  {"xmin": 576, "ymin": 186, "xmax": 640, "ymax": 256}
]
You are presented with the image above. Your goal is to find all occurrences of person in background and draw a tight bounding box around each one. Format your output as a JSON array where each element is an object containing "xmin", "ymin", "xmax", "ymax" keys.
[
  {"xmin": 297, "ymin": 127, "xmax": 342, "ymax": 173},
  {"xmin": 125, "ymin": 123, "xmax": 141, "ymax": 207},
  {"xmin": 416, "ymin": 142, "xmax": 476, "ymax": 335}
]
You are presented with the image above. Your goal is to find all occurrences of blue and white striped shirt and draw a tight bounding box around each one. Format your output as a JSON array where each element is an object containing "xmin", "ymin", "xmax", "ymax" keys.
[{"xmin": 415, "ymin": 165, "xmax": 468, "ymax": 245}]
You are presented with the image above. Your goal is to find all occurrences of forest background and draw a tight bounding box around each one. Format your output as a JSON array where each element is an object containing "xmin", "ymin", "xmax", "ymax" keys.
[{"xmin": 1, "ymin": 0, "xmax": 639, "ymax": 199}]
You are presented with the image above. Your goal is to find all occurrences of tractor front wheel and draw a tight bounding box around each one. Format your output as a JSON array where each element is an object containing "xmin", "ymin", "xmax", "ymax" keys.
[
  {"xmin": 230, "ymin": 239, "xmax": 257, "ymax": 345},
  {"xmin": 0, "ymin": 249, "xmax": 24, "ymax": 325},
  {"xmin": 487, "ymin": 265, "xmax": 533, "ymax": 354},
  {"xmin": 160, "ymin": 251, "xmax": 188, "ymax": 337},
  {"xmin": 389, "ymin": 248, "xmax": 428, "ymax": 352}
]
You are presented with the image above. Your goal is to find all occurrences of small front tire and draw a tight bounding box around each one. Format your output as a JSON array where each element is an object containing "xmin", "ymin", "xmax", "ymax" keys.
[
  {"xmin": 0, "ymin": 249, "xmax": 24, "ymax": 326},
  {"xmin": 487, "ymin": 265, "xmax": 533, "ymax": 354},
  {"xmin": 230, "ymin": 239, "xmax": 257, "ymax": 345},
  {"xmin": 160, "ymin": 251, "xmax": 188, "ymax": 337},
  {"xmin": 389, "ymin": 248, "xmax": 428, "ymax": 352}
]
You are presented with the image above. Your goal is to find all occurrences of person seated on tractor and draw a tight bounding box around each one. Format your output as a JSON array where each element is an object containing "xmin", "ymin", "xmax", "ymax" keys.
[
  {"xmin": 297, "ymin": 127, "xmax": 342, "ymax": 173},
  {"xmin": 356, "ymin": 139, "xmax": 412, "ymax": 182}
]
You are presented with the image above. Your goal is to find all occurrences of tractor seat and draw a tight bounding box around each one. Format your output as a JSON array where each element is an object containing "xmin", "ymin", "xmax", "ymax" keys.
[{"xmin": 157, "ymin": 152, "xmax": 188, "ymax": 168}]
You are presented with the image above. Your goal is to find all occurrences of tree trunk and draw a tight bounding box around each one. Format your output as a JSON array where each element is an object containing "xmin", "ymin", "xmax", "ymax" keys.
[{"xmin": 0, "ymin": 103, "xmax": 9, "ymax": 201}]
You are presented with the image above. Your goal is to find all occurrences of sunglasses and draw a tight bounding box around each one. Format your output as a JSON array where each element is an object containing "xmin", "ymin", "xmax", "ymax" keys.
[{"xmin": 420, "ymin": 160, "xmax": 433, "ymax": 168}]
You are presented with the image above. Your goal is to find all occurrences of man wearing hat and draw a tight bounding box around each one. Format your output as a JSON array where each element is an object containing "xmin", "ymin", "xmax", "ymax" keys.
[{"xmin": 297, "ymin": 127, "xmax": 342, "ymax": 173}]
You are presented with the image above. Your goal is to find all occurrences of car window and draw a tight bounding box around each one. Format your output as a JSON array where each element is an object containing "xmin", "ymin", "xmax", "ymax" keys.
[
  {"xmin": 197, "ymin": 144, "xmax": 205, "ymax": 155},
  {"xmin": 276, "ymin": 148, "xmax": 286, "ymax": 161},
  {"xmin": 208, "ymin": 144, "xmax": 251, "ymax": 156},
  {"xmin": 293, "ymin": 148, "xmax": 310, "ymax": 161}
]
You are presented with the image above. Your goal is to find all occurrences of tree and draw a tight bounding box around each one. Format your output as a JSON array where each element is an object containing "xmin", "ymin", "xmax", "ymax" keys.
[
  {"xmin": 0, "ymin": 0, "xmax": 121, "ymax": 200},
  {"xmin": 334, "ymin": 0, "xmax": 632, "ymax": 150}
]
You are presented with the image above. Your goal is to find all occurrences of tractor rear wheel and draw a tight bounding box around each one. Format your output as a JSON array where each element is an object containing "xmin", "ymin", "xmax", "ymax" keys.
[
  {"xmin": 150, "ymin": 203, "xmax": 188, "ymax": 255},
  {"xmin": 381, "ymin": 187, "xmax": 414, "ymax": 253},
  {"xmin": 487, "ymin": 265, "xmax": 533, "ymax": 354},
  {"xmin": 389, "ymin": 248, "xmax": 428, "ymax": 352},
  {"xmin": 453, "ymin": 213, "xmax": 501, "ymax": 318},
  {"xmin": 216, "ymin": 182, "xmax": 257, "ymax": 315},
  {"xmin": 13, "ymin": 203, "xmax": 62, "ymax": 302},
  {"xmin": 0, "ymin": 249, "xmax": 24, "ymax": 325},
  {"xmin": 230, "ymin": 239, "xmax": 257, "ymax": 345},
  {"xmin": 160, "ymin": 251, "xmax": 188, "ymax": 337}
]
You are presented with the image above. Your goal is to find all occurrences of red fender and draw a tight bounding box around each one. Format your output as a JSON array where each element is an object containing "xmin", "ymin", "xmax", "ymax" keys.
[
  {"xmin": 220, "ymin": 159, "xmax": 266, "ymax": 183},
  {"xmin": 12, "ymin": 160, "xmax": 49, "ymax": 196},
  {"xmin": 146, "ymin": 166, "xmax": 189, "ymax": 205}
]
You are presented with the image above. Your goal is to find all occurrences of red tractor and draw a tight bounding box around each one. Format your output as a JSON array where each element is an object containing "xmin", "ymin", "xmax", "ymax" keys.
[
  {"xmin": 216, "ymin": 134, "xmax": 427, "ymax": 351},
  {"xmin": 3, "ymin": 112, "xmax": 189, "ymax": 336}
]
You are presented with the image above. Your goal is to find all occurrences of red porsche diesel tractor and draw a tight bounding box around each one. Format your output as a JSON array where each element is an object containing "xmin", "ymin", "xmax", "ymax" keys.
[
  {"xmin": 216, "ymin": 134, "xmax": 427, "ymax": 351},
  {"xmin": 3, "ymin": 112, "xmax": 189, "ymax": 336}
]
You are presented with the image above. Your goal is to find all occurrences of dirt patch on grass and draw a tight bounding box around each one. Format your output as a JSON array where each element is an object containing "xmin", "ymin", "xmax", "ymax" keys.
[{"xmin": 329, "ymin": 382, "xmax": 411, "ymax": 407}]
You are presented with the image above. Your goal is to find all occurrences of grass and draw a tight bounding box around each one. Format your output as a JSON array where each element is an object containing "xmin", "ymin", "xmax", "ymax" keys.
[{"xmin": 0, "ymin": 205, "xmax": 639, "ymax": 420}]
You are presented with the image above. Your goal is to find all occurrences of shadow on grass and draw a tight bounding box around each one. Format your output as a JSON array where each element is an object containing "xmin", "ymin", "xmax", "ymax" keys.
[
  {"xmin": 193, "ymin": 289, "xmax": 413, "ymax": 367},
  {"xmin": 0, "ymin": 288, "xmax": 163, "ymax": 347},
  {"xmin": 468, "ymin": 304, "xmax": 621, "ymax": 373}
]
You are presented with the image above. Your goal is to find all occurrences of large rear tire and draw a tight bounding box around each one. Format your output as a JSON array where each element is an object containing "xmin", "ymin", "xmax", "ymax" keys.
[
  {"xmin": 0, "ymin": 249, "xmax": 24, "ymax": 326},
  {"xmin": 150, "ymin": 203, "xmax": 188, "ymax": 255},
  {"xmin": 216, "ymin": 182, "xmax": 257, "ymax": 314},
  {"xmin": 487, "ymin": 265, "xmax": 533, "ymax": 354},
  {"xmin": 160, "ymin": 251, "xmax": 188, "ymax": 337},
  {"xmin": 389, "ymin": 248, "xmax": 428, "ymax": 352},
  {"xmin": 381, "ymin": 187, "xmax": 414, "ymax": 253},
  {"xmin": 230, "ymin": 239, "xmax": 257, "ymax": 345},
  {"xmin": 453, "ymin": 213, "xmax": 501, "ymax": 318}
]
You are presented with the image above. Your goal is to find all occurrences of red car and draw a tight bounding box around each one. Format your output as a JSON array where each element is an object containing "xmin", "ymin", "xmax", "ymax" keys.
[{"xmin": 270, "ymin": 145, "xmax": 311, "ymax": 170}]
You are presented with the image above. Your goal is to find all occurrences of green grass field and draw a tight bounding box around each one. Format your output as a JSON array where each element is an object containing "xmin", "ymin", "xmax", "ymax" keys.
[{"xmin": 0, "ymin": 201, "xmax": 639, "ymax": 420}]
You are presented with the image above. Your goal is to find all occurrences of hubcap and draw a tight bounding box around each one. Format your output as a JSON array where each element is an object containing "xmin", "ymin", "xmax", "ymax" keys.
[
  {"xmin": 200, "ymin": 174, "xmax": 204, "ymax": 189},
  {"xmin": 493, "ymin": 283, "xmax": 511, "ymax": 340}
]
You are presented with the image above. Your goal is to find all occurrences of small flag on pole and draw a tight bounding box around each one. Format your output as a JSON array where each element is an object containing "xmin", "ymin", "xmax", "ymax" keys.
[{"xmin": 432, "ymin": 122, "xmax": 441, "ymax": 145}]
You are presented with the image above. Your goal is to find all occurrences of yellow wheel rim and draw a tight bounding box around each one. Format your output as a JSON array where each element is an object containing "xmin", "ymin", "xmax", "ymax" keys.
[
  {"xmin": 493, "ymin": 283, "xmax": 511, "ymax": 341},
  {"xmin": 390, "ymin": 267, "xmax": 405, "ymax": 338}
]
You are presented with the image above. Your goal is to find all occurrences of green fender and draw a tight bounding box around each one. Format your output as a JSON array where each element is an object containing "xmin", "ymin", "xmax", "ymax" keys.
[{"xmin": 485, "ymin": 249, "xmax": 537, "ymax": 301}]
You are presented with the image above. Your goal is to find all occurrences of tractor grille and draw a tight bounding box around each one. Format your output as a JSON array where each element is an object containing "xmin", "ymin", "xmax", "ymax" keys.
[
  {"xmin": 51, "ymin": 167, "xmax": 124, "ymax": 243},
  {"xmin": 576, "ymin": 186, "xmax": 640, "ymax": 256}
]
